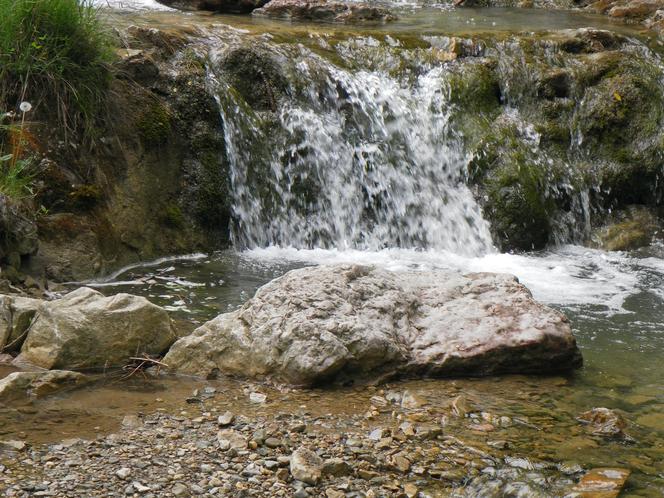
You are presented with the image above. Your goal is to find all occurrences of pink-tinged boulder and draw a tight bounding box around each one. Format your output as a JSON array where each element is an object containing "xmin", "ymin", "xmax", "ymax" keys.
[{"xmin": 164, "ymin": 264, "xmax": 581, "ymax": 386}]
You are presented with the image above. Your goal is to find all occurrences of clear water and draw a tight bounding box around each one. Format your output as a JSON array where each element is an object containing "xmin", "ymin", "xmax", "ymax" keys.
[{"xmin": 86, "ymin": 244, "xmax": 664, "ymax": 493}]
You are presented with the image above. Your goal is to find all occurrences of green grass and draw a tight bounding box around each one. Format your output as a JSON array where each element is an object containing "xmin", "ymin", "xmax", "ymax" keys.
[
  {"xmin": 0, "ymin": 112, "xmax": 37, "ymax": 198},
  {"xmin": 0, "ymin": 0, "xmax": 114, "ymax": 138}
]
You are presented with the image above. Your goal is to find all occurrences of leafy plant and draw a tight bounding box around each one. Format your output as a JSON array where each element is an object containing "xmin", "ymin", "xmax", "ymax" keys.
[{"xmin": 0, "ymin": 0, "xmax": 114, "ymax": 138}]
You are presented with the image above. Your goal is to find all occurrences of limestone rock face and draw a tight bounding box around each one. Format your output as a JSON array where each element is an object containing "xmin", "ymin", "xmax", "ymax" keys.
[
  {"xmin": 0, "ymin": 370, "xmax": 89, "ymax": 404},
  {"xmin": 164, "ymin": 264, "xmax": 582, "ymax": 386},
  {"xmin": 253, "ymin": 0, "xmax": 397, "ymax": 22},
  {"xmin": 17, "ymin": 288, "xmax": 177, "ymax": 370}
]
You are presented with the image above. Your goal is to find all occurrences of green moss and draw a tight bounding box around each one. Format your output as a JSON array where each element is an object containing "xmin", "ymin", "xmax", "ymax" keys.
[
  {"xmin": 136, "ymin": 102, "xmax": 172, "ymax": 146},
  {"xmin": 161, "ymin": 203, "xmax": 184, "ymax": 228},
  {"xmin": 192, "ymin": 150, "xmax": 230, "ymax": 230},
  {"xmin": 485, "ymin": 160, "xmax": 555, "ymax": 251},
  {"xmin": 448, "ymin": 61, "xmax": 501, "ymax": 115}
]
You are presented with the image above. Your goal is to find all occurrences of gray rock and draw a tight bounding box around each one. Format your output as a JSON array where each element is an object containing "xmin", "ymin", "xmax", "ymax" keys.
[
  {"xmin": 0, "ymin": 370, "xmax": 89, "ymax": 404},
  {"xmin": 0, "ymin": 440, "xmax": 26, "ymax": 452},
  {"xmin": 164, "ymin": 265, "xmax": 581, "ymax": 386},
  {"xmin": 116, "ymin": 468, "xmax": 132, "ymax": 480},
  {"xmin": 249, "ymin": 392, "xmax": 267, "ymax": 404},
  {"xmin": 18, "ymin": 287, "xmax": 177, "ymax": 370},
  {"xmin": 217, "ymin": 429, "xmax": 247, "ymax": 450},
  {"xmin": 290, "ymin": 447, "xmax": 323, "ymax": 485},
  {"xmin": 218, "ymin": 411, "xmax": 234, "ymax": 426}
]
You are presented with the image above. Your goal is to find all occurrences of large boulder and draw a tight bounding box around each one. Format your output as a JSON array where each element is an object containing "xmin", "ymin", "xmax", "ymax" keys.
[
  {"xmin": 0, "ymin": 370, "xmax": 89, "ymax": 405},
  {"xmin": 0, "ymin": 295, "xmax": 41, "ymax": 352},
  {"xmin": 17, "ymin": 288, "xmax": 177, "ymax": 370},
  {"xmin": 164, "ymin": 264, "xmax": 582, "ymax": 385},
  {"xmin": 253, "ymin": 0, "xmax": 397, "ymax": 22}
]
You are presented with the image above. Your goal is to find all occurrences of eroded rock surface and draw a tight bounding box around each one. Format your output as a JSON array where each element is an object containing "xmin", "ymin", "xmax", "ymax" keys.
[
  {"xmin": 253, "ymin": 0, "xmax": 397, "ymax": 22},
  {"xmin": 164, "ymin": 264, "xmax": 581, "ymax": 385},
  {"xmin": 17, "ymin": 288, "xmax": 177, "ymax": 370}
]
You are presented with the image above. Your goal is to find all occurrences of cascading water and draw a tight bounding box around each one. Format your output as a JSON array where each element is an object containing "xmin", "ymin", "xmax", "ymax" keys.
[{"xmin": 209, "ymin": 40, "xmax": 495, "ymax": 256}]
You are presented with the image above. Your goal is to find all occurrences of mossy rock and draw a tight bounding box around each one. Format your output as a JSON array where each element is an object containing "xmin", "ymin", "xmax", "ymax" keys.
[
  {"xmin": 220, "ymin": 45, "xmax": 288, "ymax": 112},
  {"xmin": 483, "ymin": 162, "xmax": 555, "ymax": 251},
  {"xmin": 448, "ymin": 60, "xmax": 501, "ymax": 115},
  {"xmin": 135, "ymin": 102, "xmax": 172, "ymax": 146},
  {"xmin": 592, "ymin": 206, "xmax": 663, "ymax": 251}
]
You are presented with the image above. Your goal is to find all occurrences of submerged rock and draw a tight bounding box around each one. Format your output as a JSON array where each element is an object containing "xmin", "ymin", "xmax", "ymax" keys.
[
  {"xmin": 591, "ymin": 206, "xmax": 663, "ymax": 251},
  {"xmin": 17, "ymin": 288, "xmax": 177, "ymax": 370},
  {"xmin": 576, "ymin": 407, "xmax": 630, "ymax": 439},
  {"xmin": 253, "ymin": 0, "xmax": 397, "ymax": 23},
  {"xmin": 569, "ymin": 467, "xmax": 631, "ymax": 498},
  {"xmin": 164, "ymin": 264, "xmax": 581, "ymax": 385},
  {"xmin": 0, "ymin": 370, "xmax": 88, "ymax": 404}
]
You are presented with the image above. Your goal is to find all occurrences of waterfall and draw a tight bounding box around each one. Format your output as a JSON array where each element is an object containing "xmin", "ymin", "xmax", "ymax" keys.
[{"xmin": 209, "ymin": 40, "xmax": 496, "ymax": 257}]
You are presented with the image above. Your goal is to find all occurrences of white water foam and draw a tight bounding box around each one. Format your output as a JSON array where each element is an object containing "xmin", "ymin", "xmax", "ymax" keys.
[{"xmin": 242, "ymin": 245, "xmax": 652, "ymax": 311}]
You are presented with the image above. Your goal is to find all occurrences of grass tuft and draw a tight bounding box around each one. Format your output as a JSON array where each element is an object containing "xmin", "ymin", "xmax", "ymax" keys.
[{"xmin": 0, "ymin": 0, "xmax": 114, "ymax": 139}]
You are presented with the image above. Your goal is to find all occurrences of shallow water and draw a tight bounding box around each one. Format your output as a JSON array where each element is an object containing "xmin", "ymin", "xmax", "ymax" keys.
[{"xmin": 74, "ymin": 245, "xmax": 664, "ymax": 493}]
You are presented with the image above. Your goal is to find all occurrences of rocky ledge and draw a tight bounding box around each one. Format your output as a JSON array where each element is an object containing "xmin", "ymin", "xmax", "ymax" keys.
[
  {"xmin": 253, "ymin": 0, "xmax": 397, "ymax": 22},
  {"xmin": 164, "ymin": 264, "xmax": 582, "ymax": 385}
]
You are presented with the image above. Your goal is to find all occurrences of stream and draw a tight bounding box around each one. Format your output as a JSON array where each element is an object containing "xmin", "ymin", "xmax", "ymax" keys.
[{"xmin": 1, "ymin": 1, "xmax": 663, "ymax": 496}]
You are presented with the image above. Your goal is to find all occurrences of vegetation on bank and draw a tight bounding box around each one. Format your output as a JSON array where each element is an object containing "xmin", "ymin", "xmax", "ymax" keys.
[
  {"xmin": 0, "ymin": 0, "xmax": 114, "ymax": 198},
  {"xmin": 0, "ymin": 0, "xmax": 114, "ymax": 134}
]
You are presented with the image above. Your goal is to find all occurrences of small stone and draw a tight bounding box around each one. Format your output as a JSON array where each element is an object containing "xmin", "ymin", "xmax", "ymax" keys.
[
  {"xmin": 369, "ymin": 395, "xmax": 388, "ymax": 407},
  {"xmin": 218, "ymin": 411, "xmax": 234, "ymax": 426},
  {"xmin": 392, "ymin": 455, "xmax": 411, "ymax": 473},
  {"xmin": 404, "ymin": 482, "xmax": 418, "ymax": 498},
  {"xmin": 358, "ymin": 469, "xmax": 380, "ymax": 480},
  {"xmin": 122, "ymin": 414, "xmax": 143, "ymax": 429},
  {"xmin": 399, "ymin": 422, "xmax": 415, "ymax": 437},
  {"xmin": 375, "ymin": 437, "xmax": 393, "ymax": 449},
  {"xmin": 290, "ymin": 447, "xmax": 323, "ymax": 485},
  {"xmin": 265, "ymin": 437, "xmax": 282, "ymax": 448},
  {"xmin": 326, "ymin": 489, "xmax": 345, "ymax": 498},
  {"xmin": 401, "ymin": 390, "xmax": 427, "ymax": 409},
  {"xmin": 217, "ymin": 429, "xmax": 247, "ymax": 450},
  {"xmin": 322, "ymin": 458, "xmax": 352, "ymax": 477},
  {"xmin": 276, "ymin": 468, "xmax": 290, "ymax": 481},
  {"xmin": 116, "ymin": 468, "xmax": 132, "ymax": 480},
  {"xmin": 368, "ymin": 428, "xmax": 384, "ymax": 441},
  {"xmin": 171, "ymin": 483, "xmax": 188, "ymax": 497},
  {"xmin": 132, "ymin": 482, "xmax": 150, "ymax": 493},
  {"xmin": 249, "ymin": 392, "xmax": 267, "ymax": 404}
]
